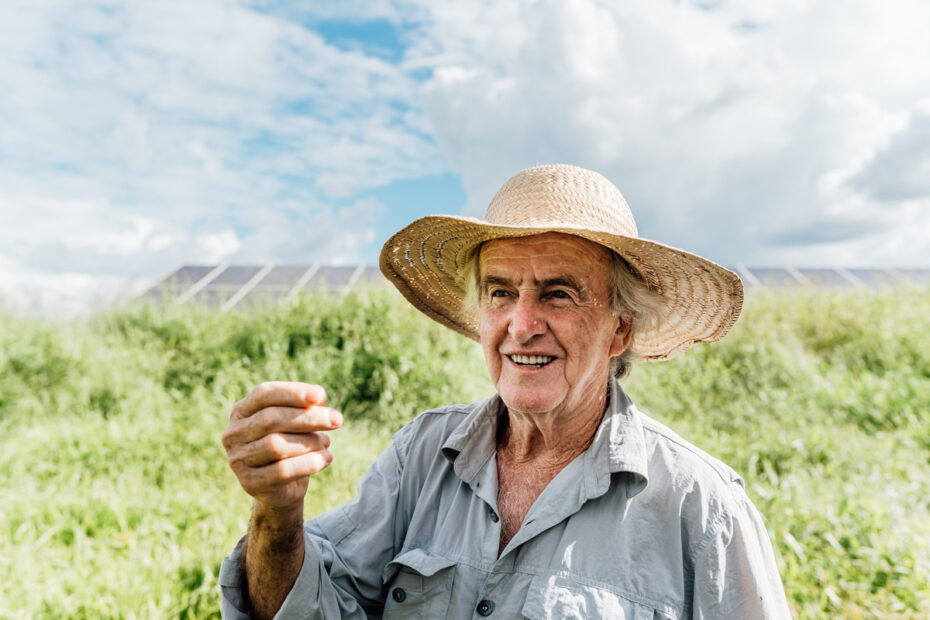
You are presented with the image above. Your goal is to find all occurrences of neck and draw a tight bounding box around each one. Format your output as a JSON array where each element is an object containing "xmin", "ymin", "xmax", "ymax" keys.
[{"xmin": 497, "ymin": 383, "xmax": 609, "ymax": 466}]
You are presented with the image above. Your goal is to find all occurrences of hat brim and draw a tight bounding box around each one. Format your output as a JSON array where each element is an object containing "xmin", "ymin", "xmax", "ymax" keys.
[{"xmin": 379, "ymin": 215, "xmax": 743, "ymax": 361}]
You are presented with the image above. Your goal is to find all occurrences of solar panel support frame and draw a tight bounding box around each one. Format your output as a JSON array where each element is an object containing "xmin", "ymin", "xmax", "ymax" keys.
[
  {"xmin": 735, "ymin": 264, "xmax": 761, "ymax": 288},
  {"xmin": 283, "ymin": 264, "xmax": 320, "ymax": 304},
  {"xmin": 342, "ymin": 265, "xmax": 366, "ymax": 295},
  {"xmin": 884, "ymin": 268, "xmax": 906, "ymax": 283},
  {"xmin": 785, "ymin": 266, "xmax": 809, "ymax": 285},
  {"xmin": 836, "ymin": 268, "xmax": 863, "ymax": 287},
  {"xmin": 175, "ymin": 264, "xmax": 229, "ymax": 305},
  {"xmin": 221, "ymin": 264, "xmax": 275, "ymax": 313}
]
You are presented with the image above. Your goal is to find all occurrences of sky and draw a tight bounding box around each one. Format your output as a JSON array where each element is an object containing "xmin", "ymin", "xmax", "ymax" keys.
[{"xmin": 2, "ymin": 0, "xmax": 929, "ymax": 316}]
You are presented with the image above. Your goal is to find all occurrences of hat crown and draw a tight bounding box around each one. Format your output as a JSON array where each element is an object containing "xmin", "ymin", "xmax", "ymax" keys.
[{"xmin": 485, "ymin": 164, "xmax": 638, "ymax": 237}]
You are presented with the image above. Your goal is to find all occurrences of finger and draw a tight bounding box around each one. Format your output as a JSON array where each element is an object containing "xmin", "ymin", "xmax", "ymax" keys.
[
  {"xmin": 240, "ymin": 450, "xmax": 334, "ymax": 496},
  {"xmin": 238, "ymin": 405, "xmax": 343, "ymax": 444},
  {"xmin": 221, "ymin": 405, "xmax": 342, "ymax": 455},
  {"xmin": 231, "ymin": 382, "xmax": 327, "ymax": 420},
  {"xmin": 239, "ymin": 432, "xmax": 331, "ymax": 467}
]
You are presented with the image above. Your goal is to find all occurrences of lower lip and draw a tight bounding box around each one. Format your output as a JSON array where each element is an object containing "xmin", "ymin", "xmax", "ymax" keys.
[{"xmin": 507, "ymin": 357, "xmax": 554, "ymax": 370}]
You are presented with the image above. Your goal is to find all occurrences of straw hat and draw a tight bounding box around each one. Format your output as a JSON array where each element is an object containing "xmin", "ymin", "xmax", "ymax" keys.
[{"xmin": 379, "ymin": 164, "xmax": 743, "ymax": 361}]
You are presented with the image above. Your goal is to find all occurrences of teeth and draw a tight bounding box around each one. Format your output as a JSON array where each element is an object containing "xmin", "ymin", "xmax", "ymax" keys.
[{"xmin": 510, "ymin": 354, "xmax": 554, "ymax": 366}]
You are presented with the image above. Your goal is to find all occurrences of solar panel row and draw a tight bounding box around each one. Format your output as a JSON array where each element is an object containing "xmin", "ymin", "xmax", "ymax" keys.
[
  {"xmin": 736, "ymin": 266, "xmax": 930, "ymax": 288},
  {"xmin": 144, "ymin": 265, "xmax": 930, "ymax": 311},
  {"xmin": 145, "ymin": 265, "xmax": 385, "ymax": 311}
]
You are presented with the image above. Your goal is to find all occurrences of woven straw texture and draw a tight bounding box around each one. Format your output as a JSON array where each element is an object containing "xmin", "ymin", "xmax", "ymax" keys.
[{"xmin": 379, "ymin": 164, "xmax": 743, "ymax": 361}]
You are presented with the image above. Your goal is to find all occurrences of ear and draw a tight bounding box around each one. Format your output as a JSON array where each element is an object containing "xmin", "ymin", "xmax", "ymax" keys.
[{"xmin": 608, "ymin": 318, "xmax": 633, "ymax": 358}]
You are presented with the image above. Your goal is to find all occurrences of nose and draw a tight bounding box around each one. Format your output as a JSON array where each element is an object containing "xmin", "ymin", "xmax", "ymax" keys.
[{"xmin": 508, "ymin": 297, "xmax": 546, "ymax": 343}]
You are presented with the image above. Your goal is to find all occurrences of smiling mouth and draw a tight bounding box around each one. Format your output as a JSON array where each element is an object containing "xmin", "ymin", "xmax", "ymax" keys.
[{"xmin": 508, "ymin": 354, "xmax": 555, "ymax": 367}]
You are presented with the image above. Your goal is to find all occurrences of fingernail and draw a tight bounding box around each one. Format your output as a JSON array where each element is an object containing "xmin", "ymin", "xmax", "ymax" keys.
[
  {"xmin": 330, "ymin": 411, "xmax": 343, "ymax": 428},
  {"xmin": 304, "ymin": 385, "xmax": 326, "ymax": 405}
]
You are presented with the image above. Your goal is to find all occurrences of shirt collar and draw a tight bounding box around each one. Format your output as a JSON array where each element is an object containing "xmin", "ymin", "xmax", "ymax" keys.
[
  {"xmin": 441, "ymin": 380, "xmax": 649, "ymax": 497},
  {"xmin": 441, "ymin": 395, "xmax": 502, "ymax": 483},
  {"xmin": 597, "ymin": 379, "xmax": 649, "ymax": 497}
]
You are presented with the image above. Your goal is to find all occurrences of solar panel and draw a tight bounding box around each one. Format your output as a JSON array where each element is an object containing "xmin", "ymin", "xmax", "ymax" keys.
[
  {"xmin": 173, "ymin": 265, "xmax": 216, "ymax": 283},
  {"xmin": 796, "ymin": 269, "xmax": 851, "ymax": 287},
  {"xmin": 745, "ymin": 268, "xmax": 797, "ymax": 287},
  {"xmin": 212, "ymin": 265, "xmax": 263, "ymax": 285},
  {"xmin": 142, "ymin": 265, "xmax": 928, "ymax": 310},
  {"xmin": 357, "ymin": 266, "xmax": 386, "ymax": 284},
  {"xmin": 311, "ymin": 266, "xmax": 359, "ymax": 288},
  {"xmin": 192, "ymin": 287, "xmax": 229, "ymax": 307},
  {"xmin": 846, "ymin": 269, "xmax": 897, "ymax": 286},
  {"xmin": 261, "ymin": 265, "xmax": 315, "ymax": 287},
  {"xmin": 143, "ymin": 265, "xmax": 217, "ymax": 303},
  {"xmin": 894, "ymin": 269, "xmax": 930, "ymax": 284},
  {"xmin": 145, "ymin": 265, "xmax": 211, "ymax": 295}
]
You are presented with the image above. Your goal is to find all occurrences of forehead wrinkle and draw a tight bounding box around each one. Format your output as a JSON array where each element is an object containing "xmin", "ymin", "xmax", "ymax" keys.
[{"xmin": 478, "ymin": 233, "xmax": 613, "ymax": 301}]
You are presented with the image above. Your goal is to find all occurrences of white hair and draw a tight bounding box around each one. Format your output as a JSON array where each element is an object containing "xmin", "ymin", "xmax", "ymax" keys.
[{"xmin": 606, "ymin": 251, "xmax": 664, "ymax": 379}]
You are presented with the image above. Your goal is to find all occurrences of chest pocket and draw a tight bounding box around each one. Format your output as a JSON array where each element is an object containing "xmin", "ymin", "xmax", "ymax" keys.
[
  {"xmin": 382, "ymin": 548, "xmax": 456, "ymax": 620},
  {"xmin": 522, "ymin": 574, "xmax": 657, "ymax": 620}
]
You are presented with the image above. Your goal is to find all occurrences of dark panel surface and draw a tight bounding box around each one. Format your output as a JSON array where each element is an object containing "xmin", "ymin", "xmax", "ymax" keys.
[
  {"xmin": 212, "ymin": 266, "xmax": 262, "ymax": 285},
  {"xmin": 846, "ymin": 269, "xmax": 898, "ymax": 286},
  {"xmin": 261, "ymin": 265, "xmax": 315, "ymax": 287},
  {"xmin": 895, "ymin": 269, "xmax": 930, "ymax": 284},
  {"xmin": 746, "ymin": 268, "xmax": 796, "ymax": 287},
  {"xmin": 797, "ymin": 269, "xmax": 849, "ymax": 287},
  {"xmin": 309, "ymin": 266, "xmax": 358, "ymax": 288}
]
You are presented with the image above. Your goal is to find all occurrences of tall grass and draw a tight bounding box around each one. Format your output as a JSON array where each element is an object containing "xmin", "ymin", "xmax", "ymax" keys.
[{"xmin": 0, "ymin": 288, "xmax": 927, "ymax": 618}]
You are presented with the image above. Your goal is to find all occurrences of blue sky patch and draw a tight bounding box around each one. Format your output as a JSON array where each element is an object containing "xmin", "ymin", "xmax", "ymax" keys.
[
  {"xmin": 360, "ymin": 172, "xmax": 466, "ymax": 263},
  {"xmin": 313, "ymin": 19, "xmax": 407, "ymax": 63}
]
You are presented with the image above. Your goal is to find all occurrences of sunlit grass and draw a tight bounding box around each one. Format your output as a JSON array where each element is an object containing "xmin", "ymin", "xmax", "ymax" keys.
[{"xmin": 0, "ymin": 288, "xmax": 928, "ymax": 618}]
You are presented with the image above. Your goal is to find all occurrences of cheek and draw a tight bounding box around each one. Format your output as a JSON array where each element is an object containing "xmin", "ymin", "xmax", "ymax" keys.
[
  {"xmin": 478, "ymin": 312, "xmax": 502, "ymax": 367},
  {"xmin": 479, "ymin": 307, "xmax": 506, "ymax": 338},
  {"xmin": 561, "ymin": 314, "xmax": 617, "ymax": 358}
]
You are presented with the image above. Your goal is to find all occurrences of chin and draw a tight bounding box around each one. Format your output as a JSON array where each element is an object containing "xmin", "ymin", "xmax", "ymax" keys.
[{"xmin": 498, "ymin": 389, "xmax": 564, "ymax": 416}]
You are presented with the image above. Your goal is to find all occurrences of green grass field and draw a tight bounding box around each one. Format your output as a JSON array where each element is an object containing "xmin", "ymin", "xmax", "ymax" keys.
[{"xmin": 1, "ymin": 288, "xmax": 928, "ymax": 618}]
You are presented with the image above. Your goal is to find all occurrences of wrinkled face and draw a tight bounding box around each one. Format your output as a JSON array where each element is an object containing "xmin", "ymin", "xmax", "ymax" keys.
[{"xmin": 477, "ymin": 232, "xmax": 631, "ymax": 419}]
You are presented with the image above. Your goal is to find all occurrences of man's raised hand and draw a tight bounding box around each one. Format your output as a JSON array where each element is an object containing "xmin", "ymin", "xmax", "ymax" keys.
[{"xmin": 222, "ymin": 382, "xmax": 343, "ymax": 513}]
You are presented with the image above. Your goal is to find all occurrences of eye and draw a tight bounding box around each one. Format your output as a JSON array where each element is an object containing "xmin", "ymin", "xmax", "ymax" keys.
[
  {"xmin": 490, "ymin": 289, "xmax": 509, "ymax": 298},
  {"xmin": 549, "ymin": 289, "xmax": 571, "ymax": 299}
]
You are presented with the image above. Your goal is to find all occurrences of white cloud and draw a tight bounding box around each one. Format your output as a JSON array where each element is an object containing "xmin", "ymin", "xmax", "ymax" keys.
[
  {"xmin": 0, "ymin": 266, "xmax": 148, "ymax": 320},
  {"xmin": 0, "ymin": 194, "xmax": 239, "ymax": 272},
  {"xmin": 412, "ymin": 0, "xmax": 930, "ymax": 266},
  {"xmin": 0, "ymin": 0, "xmax": 445, "ymax": 314},
  {"xmin": 3, "ymin": 0, "xmax": 929, "ymax": 316},
  {"xmin": 220, "ymin": 196, "xmax": 384, "ymax": 266}
]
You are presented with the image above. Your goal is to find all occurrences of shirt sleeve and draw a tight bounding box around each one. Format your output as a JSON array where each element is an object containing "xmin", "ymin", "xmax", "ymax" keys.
[
  {"xmin": 692, "ymin": 484, "xmax": 792, "ymax": 619},
  {"xmin": 219, "ymin": 425, "xmax": 412, "ymax": 619}
]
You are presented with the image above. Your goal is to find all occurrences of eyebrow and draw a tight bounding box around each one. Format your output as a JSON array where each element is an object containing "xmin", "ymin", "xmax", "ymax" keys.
[{"xmin": 480, "ymin": 274, "xmax": 587, "ymax": 297}]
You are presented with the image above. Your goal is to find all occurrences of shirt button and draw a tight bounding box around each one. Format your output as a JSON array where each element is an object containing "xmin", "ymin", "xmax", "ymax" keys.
[
  {"xmin": 477, "ymin": 599, "xmax": 495, "ymax": 616},
  {"xmin": 489, "ymin": 509, "xmax": 499, "ymax": 523},
  {"xmin": 391, "ymin": 587, "xmax": 407, "ymax": 603}
]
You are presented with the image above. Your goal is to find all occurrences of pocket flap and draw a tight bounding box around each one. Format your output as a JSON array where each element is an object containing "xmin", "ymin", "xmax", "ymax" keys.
[
  {"xmin": 522, "ymin": 574, "xmax": 655, "ymax": 620},
  {"xmin": 382, "ymin": 548, "xmax": 457, "ymax": 584}
]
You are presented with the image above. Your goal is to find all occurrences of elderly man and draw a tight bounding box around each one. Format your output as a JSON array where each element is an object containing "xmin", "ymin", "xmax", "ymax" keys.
[{"xmin": 219, "ymin": 165, "xmax": 790, "ymax": 619}]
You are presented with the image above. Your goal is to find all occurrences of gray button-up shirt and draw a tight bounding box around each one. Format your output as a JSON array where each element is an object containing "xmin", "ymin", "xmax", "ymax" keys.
[{"xmin": 220, "ymin": 381, "xmax": 790, "ymax": 619}]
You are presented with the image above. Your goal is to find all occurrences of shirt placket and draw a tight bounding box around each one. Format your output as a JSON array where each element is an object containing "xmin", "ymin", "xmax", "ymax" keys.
[
  {"xmin": 466, "ymin": 452, "xmax": 600, "ymax": 618},
  {"xmin": 466, "ymin": 449, "xmax": 504, "ymax": 563}
]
